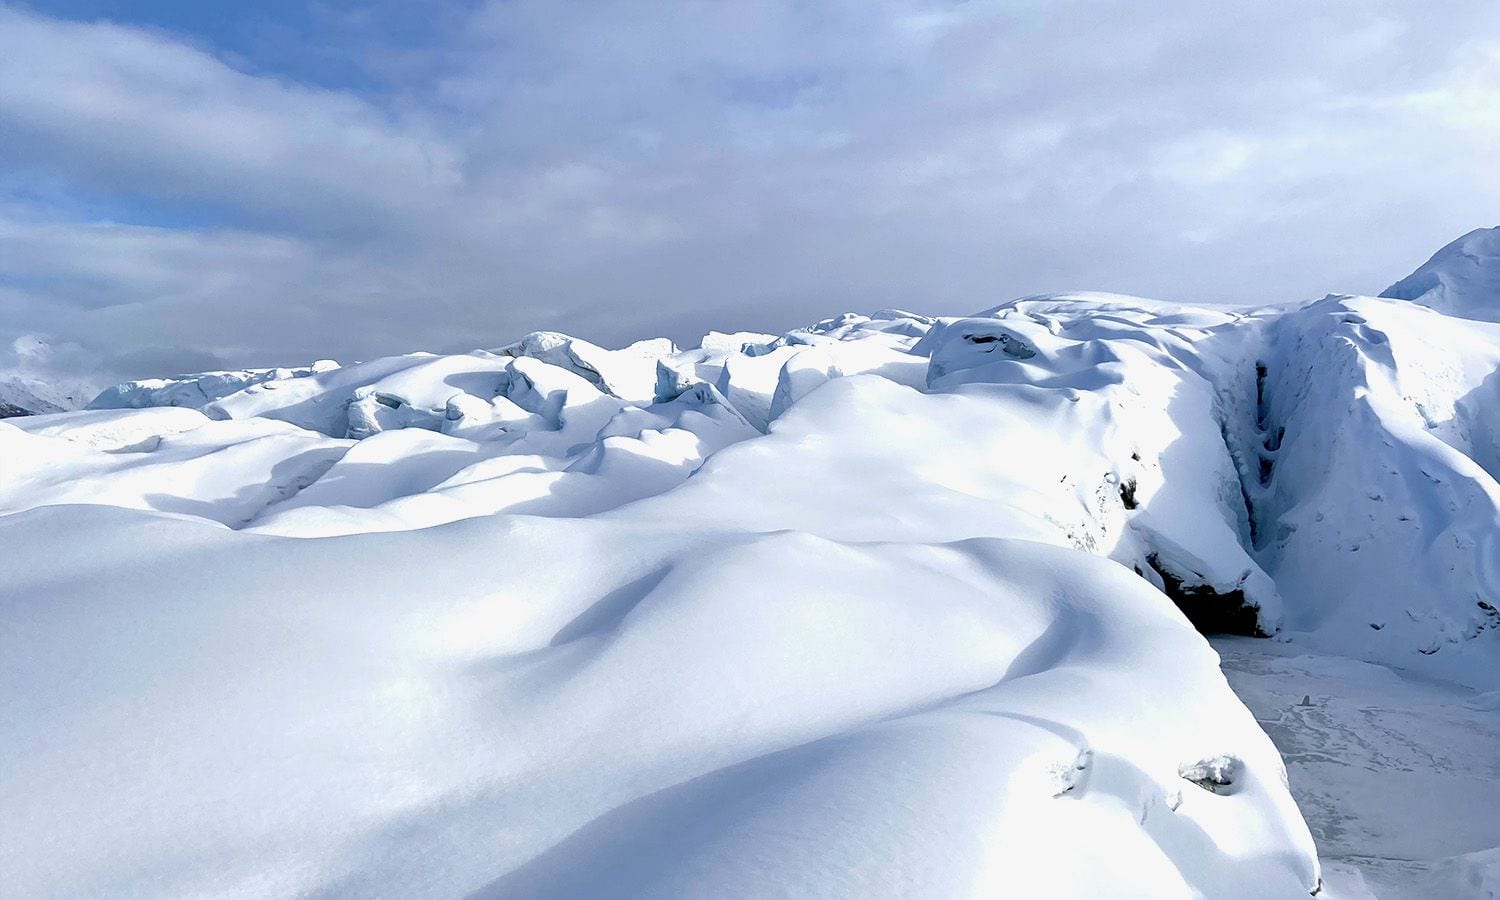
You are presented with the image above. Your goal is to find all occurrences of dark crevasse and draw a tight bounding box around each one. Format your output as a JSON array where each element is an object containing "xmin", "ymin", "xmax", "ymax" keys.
[{"xmin": 1146, "ymin": 553, "xmax": 1268, "ymax": 637}]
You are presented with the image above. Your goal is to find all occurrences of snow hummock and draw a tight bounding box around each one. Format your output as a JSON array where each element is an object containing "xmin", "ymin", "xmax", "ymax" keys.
[{"xmin": 5, "ymin": 234, "xmax": 1500, "ymax": 896}]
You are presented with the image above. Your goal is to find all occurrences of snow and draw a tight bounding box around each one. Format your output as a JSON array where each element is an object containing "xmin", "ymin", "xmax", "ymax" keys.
[
  {"xmin": 1382, "ymin": 226, "xmax": 1500, "ymax": 322},
  {"xmin": 0, "ymin": 335, "xmax": 100, "ymax": 415},
  {"xmin": 3, "ymin": 234, "xmax": 1500, "ymax": 896},
  {"xmin": 1245, "ymin": 296, "xmax": 1500, "ymax": 684},
  {"xmin": 90, "ymin": 359, "xmax": 341, "ymax": 412},
  {"xmin": 0, "ymin": 507, "xmax": 1316, "ymax": 898},
  {"xmin": 1217, "ymin": 638, "xmax": 1500, "ymax": 898}
]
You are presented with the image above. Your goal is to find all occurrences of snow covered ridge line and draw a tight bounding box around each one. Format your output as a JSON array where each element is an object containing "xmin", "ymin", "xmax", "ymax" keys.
[
  {"xmin": 1, "ymin": 229, "xmax": 1498, "ymax": 895},
  {"xmin": 10, "ymin": 307, "xmax": 1284, "ymax": 632},
  {"xmin": 5, "ymin": 288, "xmax": 1500, "ymax": 664},
  {"xmin": 88, "ymin": 359, "xmax": 341, "ymax": 412}
]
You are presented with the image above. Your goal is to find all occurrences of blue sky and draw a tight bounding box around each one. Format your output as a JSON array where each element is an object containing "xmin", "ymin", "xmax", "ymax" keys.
[
  {"xmin": 25, "ymin": 0, "xmax": 457, "ymax": 91},
  {"xmin": 2, "ymin": 0, "xmax": 1499, "ymax": 380}
]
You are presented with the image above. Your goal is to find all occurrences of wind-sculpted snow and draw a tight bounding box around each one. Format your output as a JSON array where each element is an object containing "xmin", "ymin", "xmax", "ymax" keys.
[
  {"xmin": 0, "ymin": 508, "xmax": 1317, "ymax": 898},
  {"xmin": 5, "ymin": 276, "xmax": 1500, "ymax": 896}
]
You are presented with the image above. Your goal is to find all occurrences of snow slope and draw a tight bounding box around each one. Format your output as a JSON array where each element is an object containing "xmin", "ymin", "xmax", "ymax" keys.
[
  {"xmin": 0, "ymin": 375, "xmax": 64, "ymax": 416},
  {"xmin": 1250, "ymin": 297, "xmax": 1500, "ymax": 680},
  {"xmin": 1, "ymin": 509, "xmax": 1316, "ymax": 898},
  {"xmin": 4, "ymin": 237, "xmax": 1500, "ymax": 897}
]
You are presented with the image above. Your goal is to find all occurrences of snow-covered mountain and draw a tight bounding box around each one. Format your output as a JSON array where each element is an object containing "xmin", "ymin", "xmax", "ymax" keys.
[
  {"xmin": 2, "ymin": 235, "xmax": 1499, "ymax": 897},
  {"xmin": 1382, "ymin": 225, "xmax": 1500, "ymax": 321},
  {"xmin": 0, "ymin": 371, "xmax": 72, "ymax": 417},
  {"xmin": 0, "ymin": 335, "xmax": 100, "ymax": 416}
]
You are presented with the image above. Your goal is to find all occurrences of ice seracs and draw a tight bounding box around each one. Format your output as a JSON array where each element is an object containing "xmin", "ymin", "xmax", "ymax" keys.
[{"xmin": 89, "ymin": 359, "xmax": 341, "ymax": 411}]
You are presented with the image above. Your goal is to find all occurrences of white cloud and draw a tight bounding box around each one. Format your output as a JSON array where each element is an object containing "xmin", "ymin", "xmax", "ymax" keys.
[
  {"xmin": 2, "ymin": 0, "xmax": 1499, "ymax": 379},
  {"xmin": 0, "ymin": 6, "xmax": 461, "ymax": 233}
]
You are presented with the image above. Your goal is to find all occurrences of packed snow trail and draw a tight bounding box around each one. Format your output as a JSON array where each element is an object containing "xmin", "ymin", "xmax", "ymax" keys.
[{"xmin": 1216, "ymin": 638, "xmax": 1500, "ymax": 899}]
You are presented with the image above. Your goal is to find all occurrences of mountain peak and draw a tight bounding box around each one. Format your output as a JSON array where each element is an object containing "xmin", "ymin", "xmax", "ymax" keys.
[{"xmin": 1381, "ymin": 226, "xmax": 1500, "ymax": 321}]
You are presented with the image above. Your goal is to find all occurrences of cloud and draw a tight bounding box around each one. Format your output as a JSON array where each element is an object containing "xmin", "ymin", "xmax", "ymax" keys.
[
  {"xmin": 2, "ymin": 0, "xmax": 1499, "ymax": 380},
  {"xmin": 0, "ymin": 6, "xmax": 460, "ymax": 229}
]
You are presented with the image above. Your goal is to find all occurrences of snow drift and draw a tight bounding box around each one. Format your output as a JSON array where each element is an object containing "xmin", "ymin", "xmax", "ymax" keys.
[{"xmin": 4, "ymin": 235, "xmax": 1500, "ymax": 897}]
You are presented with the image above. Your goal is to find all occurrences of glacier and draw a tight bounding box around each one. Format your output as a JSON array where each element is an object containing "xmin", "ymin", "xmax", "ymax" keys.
[{"xmin": 2, "ymin": 228, "xmax": 1499, "ymax": 898}]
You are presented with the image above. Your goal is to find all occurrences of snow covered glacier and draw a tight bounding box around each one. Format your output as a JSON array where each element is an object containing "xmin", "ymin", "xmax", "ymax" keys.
[{"xmin": 3, "ymin": 229, "xmax": 1499, "ymax": 897}]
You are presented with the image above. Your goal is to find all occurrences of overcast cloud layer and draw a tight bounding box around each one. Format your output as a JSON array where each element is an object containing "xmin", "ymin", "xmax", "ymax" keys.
[{"xmin": 2, "ymin": 0, "xmax": 1499, "ymax": 381}]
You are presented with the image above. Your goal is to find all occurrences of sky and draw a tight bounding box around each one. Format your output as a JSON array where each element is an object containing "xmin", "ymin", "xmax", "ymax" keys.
[{"xmin": 2, "ymin": 0, "xmax": 1499, "ymax": 383}]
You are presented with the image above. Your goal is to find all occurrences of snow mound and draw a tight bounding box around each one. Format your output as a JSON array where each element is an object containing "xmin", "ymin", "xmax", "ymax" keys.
[
  {"xmin": 1382, "ymin": 225, "xmax": 1500, "ymax": 322},
  {"xmin": 0, "ymin": 508, "xmax": 1318, "ymax": 898},
  {"xmin": 492, "ymin": 332, "xmax": 675, "ymax": 402}
]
